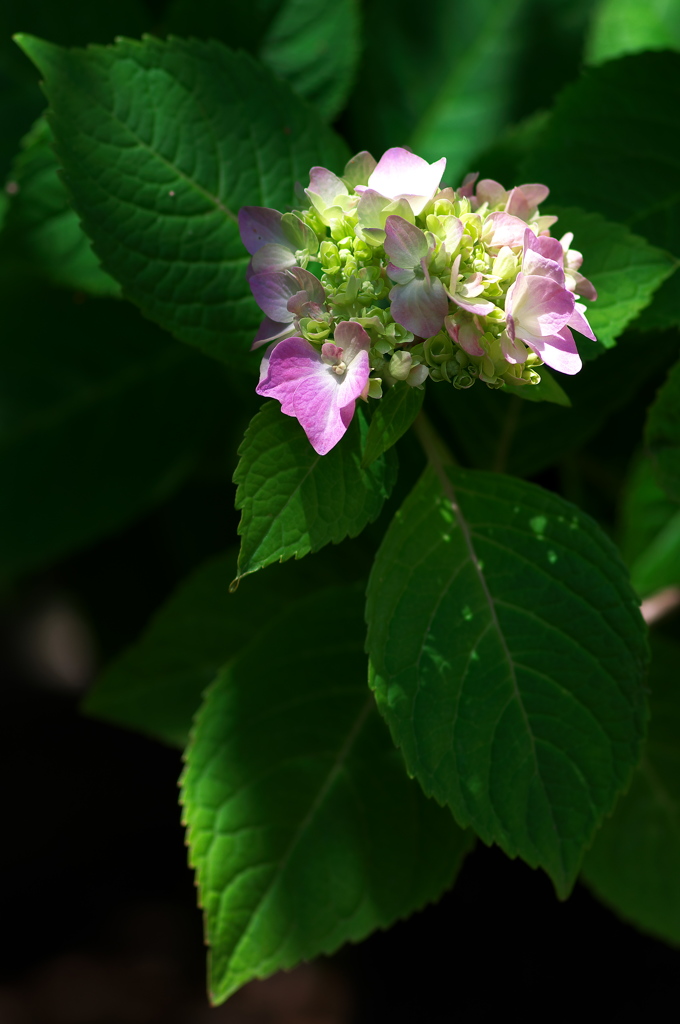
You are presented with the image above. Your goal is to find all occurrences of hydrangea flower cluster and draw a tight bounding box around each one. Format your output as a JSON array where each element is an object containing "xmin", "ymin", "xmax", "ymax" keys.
[{"xmin": 239, "ymin": 148, "xmax": 597, "ymax": 455}]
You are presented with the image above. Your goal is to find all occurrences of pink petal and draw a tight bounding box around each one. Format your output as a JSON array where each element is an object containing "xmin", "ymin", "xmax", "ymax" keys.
[
  {"xmin": 476, "ymin": 179, "xmax": 507, "ymax": 207},
  {"xmin": 238, "ymin": 207, "xmax": 287, "ymax": 255},
  {"xmin": 367, "ymin": 148, "xmax": 446, "ymax": 215},
  {"xmin": 307, "ymin": 166, "xmax": 348, "ymax": 205},
  {"xmin": 384, "ymin": 216, "xmax": 429, "ymax": 269},
  {"xmin": 457, "ymin": 172, "xmax": 479, "ymax": 199},
  {"xmin": 390, "ymin": 276, "xmax": 448, "ymax": 337},
  {"xmin": 446, "ymin": 316, "xmax": 485, "ymax": 356},
  {"xmin": 482, "ymin": 212, "xmax": 528, "ymax": 250},
  {"xmin": 571, "ymin": 271, "xmax": 598, "ymax": 301},
  {"xmin": 567, "ymin": 303, "xmax": 597, "ymax": 341},
  {"xmin": 518, "ymin": 183, "xmax": 550, "ymax": 208},
  {"xmin": 334, "ymin": 320, "xmax": 371, "ymax": 363},
  {"xmin": 529, "ymin": 327, "xmax": 582, "ymax": 375},
  {"xmin": 506, "ymin": 273, "xmax": 574, "ymax": 342},
  {"xmin": 523, "ymin": 228, "xmax": 563, "ymax": 265}
]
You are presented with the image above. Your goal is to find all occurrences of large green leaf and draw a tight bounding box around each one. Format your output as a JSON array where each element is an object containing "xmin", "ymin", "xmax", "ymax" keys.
[
  {"xmin": 2, "ymin": 116, "xmax": 118, "ymax": 295},
  {"xmin": 521, "ymin": 52, "xmax": 680, "ymax": 255},
  {"xmin": 17, "ymin": 34, "xmax": 348, "ymax": 368},
  {"xmin": 0, "ymin": 277, "xmax": 228, "ymax": 576},
  {"xmin": 582, "ymin": 635, "xmax": 680, "ymax": 943},
  {"xmin": 366, "ymin": 465, "xmax": 648, "ymax": 896},
  {"xmin": 619, "ymin": 456, "xmax": 680, "ymax": 599},
  {"xmin": 429, "ymin": 329, "xmax": 679, "ymax": 477},
  {"xmin": 85, "ymin": 549, "xmax": 366, "ymax": 746},
  {"xmin": 547, "ymin": 207, "xmax": 676, "ymax": 356},
  {"xmin": 361, "ymin": 382, "xmax": 424, "ymax": 468},
  {"xmin": 181, "ymin": 586, "xmax": 473, "ymax": 1004},
  {"xmin": 646, "ymin": 357, "xmax": 680, "ymax": 502},
  {"xmin": 585, "ymin": 0, "xmax": 680, "ymax": 65},
  {"xmin": 163, "ymin": 0, "xmax": 361, "ymax": 120},
  {"xmin": 234, "ymin": 401, "xmax": 397, "ymax": 579}
]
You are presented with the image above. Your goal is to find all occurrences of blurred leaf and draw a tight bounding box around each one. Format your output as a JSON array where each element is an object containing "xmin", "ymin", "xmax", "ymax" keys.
[
  {"xmin": 362, "ymin": 382, "xmax": 424, "ymax": 468},
  {"xmin": 260, "ymin": 0, "xmax": 361, "ymax": 120},
  {"xmin": 234, "ymin": 401, "xmax": 397, "ymax": 579},
  {"xmin": 619, "ymin": 456, "xmax": 680, "ymax": 598},
  {"xmin": 547, "ymin": 207, "xmax": 677, "ymax": 356},
  {"xmin": 366, "ymin": 465, "xmax": 649, "ymax": 897},
  {"xmin": 182, "ymin": 585, "xmax": 473, "ymax": 1004},
  {"xmin": 646, "ymin": 357, "xmax": 680, "ymax": 502},
  {"xmin": 582, "ymin": 635, "xmax": 680, "ymax": 943},
  {"xmin": 0, "ymin": 279, "xmax": 229, "ymax": 577},
  {"xmin": 2, "ymin": 117, "xmax": 119, "ymax": 295},
  {"xmin": 17, "ymin": 34, "xmax": 348, "ymax": 368},
  {"xmin": 632, "ymin": 273, "xmax": 680, "ymax": 332},
  {"xmin": 164, "ymin": 0, "xmax": 361, "ymax": 119},
  {"xmin": 586, "ymin": 0, "xmax": 680, "ymax": 65},
  {"xmin": 86, "ymin": 550, "xmax": 366, "ymax": 746},
  {"xmin": 409, "ymin": 0, "xmax": 526, "ymax": 182},
  {"xmin": 428, "ymin": 330, "xmax": 679, "ymax": 478},
  {"xmin": 521, "ymin": 52, "xmax": 680, "ymax": 255},
  {"xmin": 0, "ymin": 1, "xmax": 148, "ymax": 179}
]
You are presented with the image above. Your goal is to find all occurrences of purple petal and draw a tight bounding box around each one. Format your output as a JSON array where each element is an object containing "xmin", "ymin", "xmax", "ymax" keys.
[
  {"xmin": 523, "ymin": 228, "xmax": 563, "ymax": 265},
  {"xmin": 251, "ymin": 243, "xmax": 298, "ymax": 275},
  {"xmin": 386, "ymin": 263, "xmax": 415, "ymax": 286},
  {"xmin": 252, "ymin": 317, "xmax": 296, "ymax": 350},
  {"xmin": 518, "ymin": 183, "xmax": 550, "ymax": 207},
  {"xmin": 571, "ymin": 271, "xmax": 598, "ymax": 301},
  {"xmin": 529, "ymin": 327, "xmax": 582, "ymax": 375},
  {"xmin": 238, "ymin": 207, "xmax": 287, "ymax": 255},
  {"xmin": 384, "ymin": 216, "xmax": 429, "ymax": 269},
  {"xmin": 249, "ymin": 271, "xmax": 298, "ymax": 322},
  {"xmin": 449, "ymin": 291, "xmax": 496, "ymax": 316},
  {"xmin": 390, "ymin": 276, "xmax": 448, "ymax": 337}
]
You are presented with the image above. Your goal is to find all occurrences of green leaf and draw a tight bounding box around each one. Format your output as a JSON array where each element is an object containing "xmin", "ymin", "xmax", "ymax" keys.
[
  {"xmin": 521, "ymin": 52, "xmax": 680, "ymax": 255},
  {"xmin": 0, "ymin": 277, "xmax": 228, "ymax": 577},
  {"xmin": 428, "ymin": 329, "xmax": 679, "ymax": 478},
  {"xmin": 510, "ymin": 368, "xmax": 571, "ymax": 407},
  {"xmin": 163, "ymin": 0, "xmax": 361, "ymax": 120},
  {"xmin": 16, "ymin": 34, "xmax": 348, "ymax": 368},
  {"xmin": 85, "ymin": 549, "xmax": 366, "ymax": 747},
  {"xmin": 645, "ymin": 357, "xmax": 680, "ymax": 502},
  {"xmin": 259, "ymin": 0, "xmax": 361, "ymax": 120},
  {"xmin": 361, "ymin": 382, "xmax": 424, "ymax": 468},
  {"xmin": 586, "ymin": 0, "xmax": 680, "ymax": 65},
  {"xmin": 632, "ymin": 273, "xmax": 680, "ymax": 332},
  {"xmin": 547, "ymin": 206, "xmax": 677, "ymax": 356},
  {"xmin": 2, "ymin": 116, "xmax": 119, "ymax": 295},
  {"xmin": 365, "ymin": 465, "xmax": 648, "ymax": 896},
  {"xmin": 234, "ymin": 401, "xmax": 397, "ymax": 579},
  {"xmin": 181, "ymin": 585, "xmax": 473, "ymax": 1004},
  {"xmin": 620, "ymin": 456, "xmax": 680, "ymax": 599},
  {"xmin": 582, "ymin": 635, "xmax": 680, "ymax": 944}
]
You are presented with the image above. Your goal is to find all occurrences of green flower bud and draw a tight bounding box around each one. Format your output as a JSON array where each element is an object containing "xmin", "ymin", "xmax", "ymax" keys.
[
  {"xmin": 424, "ymin": 333, "xmax": 453, "ymax": 365},
  {"xmin": 367, "ymin": 377, "xmax": 383, "ymax": 399},
  {"xmin": 299, "ymin": 317, "xmax": 331, "ymax": 343}
]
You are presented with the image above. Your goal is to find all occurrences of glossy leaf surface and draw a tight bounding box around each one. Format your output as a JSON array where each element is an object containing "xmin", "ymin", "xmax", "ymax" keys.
[{"xmin": 366, "ymin": 465, "xmax": 648, "ymax": 896}]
